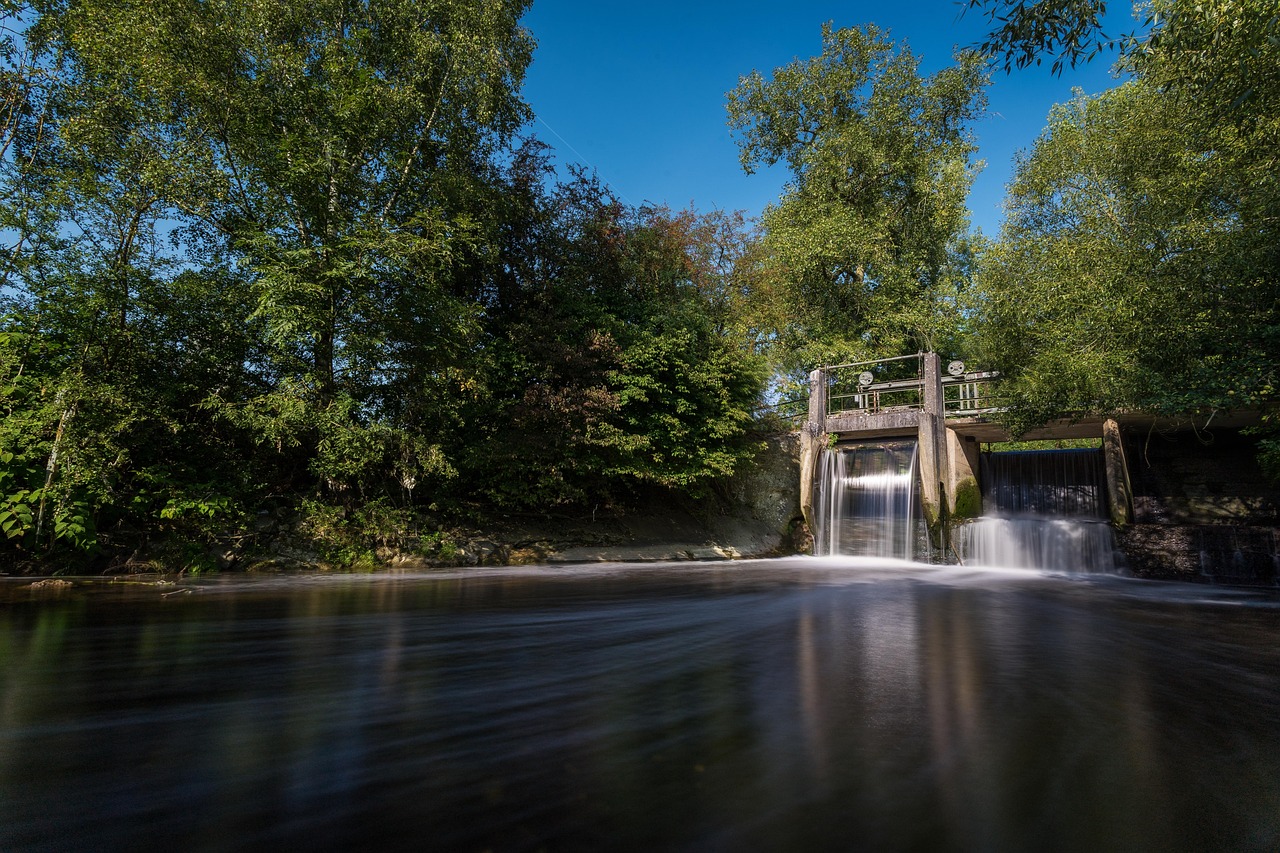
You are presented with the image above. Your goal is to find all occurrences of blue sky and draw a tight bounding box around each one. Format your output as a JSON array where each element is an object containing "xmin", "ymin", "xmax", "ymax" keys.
[{"xmin": 519, "ymin": 1, "xmax": 1137, "ymax": 237}]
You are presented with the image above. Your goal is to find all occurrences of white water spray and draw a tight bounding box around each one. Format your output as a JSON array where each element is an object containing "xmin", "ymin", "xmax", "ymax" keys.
[
  {"xmin": 954, "ymin": 449, "xmax": 1119, "ymax": 572},
  {"xmin": 815, "ymin": 443, "xmax": 924, "ymax": 560}
]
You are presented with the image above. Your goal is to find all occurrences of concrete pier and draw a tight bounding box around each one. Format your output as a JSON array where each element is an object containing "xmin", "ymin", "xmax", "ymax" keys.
[
  {"xmin": 802, "ymin": 352, "xmax": 1137, "ymax": 535},
  {"xmin": 800, "ymin": 354, "xmax": 1278, "ymax": 582}
]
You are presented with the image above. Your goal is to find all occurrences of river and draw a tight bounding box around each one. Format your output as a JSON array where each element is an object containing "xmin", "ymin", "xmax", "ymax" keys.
[{"xmin": 2, "ymin": 559, "xmax": 1278, "ymax": 852}]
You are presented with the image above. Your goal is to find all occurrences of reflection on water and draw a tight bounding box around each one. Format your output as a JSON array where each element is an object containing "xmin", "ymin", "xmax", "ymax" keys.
[{"xmin": 2, "ymin": 561, "xmax": 1279, "ymax": 852}]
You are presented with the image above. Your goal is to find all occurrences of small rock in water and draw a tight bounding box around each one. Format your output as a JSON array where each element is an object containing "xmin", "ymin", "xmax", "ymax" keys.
[
  {"xmin": 29, "ymin": 579, "xmax": 72, "ymax": 590},
  {"xmin": 471, "ymin": 540, "xmax": 500, "ymax": 560}
]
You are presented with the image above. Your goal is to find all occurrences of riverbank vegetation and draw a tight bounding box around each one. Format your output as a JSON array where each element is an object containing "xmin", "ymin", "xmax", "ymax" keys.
[
  {"xmin": 1, "ymin": 0, "xmax": 1275, "ymax": 571},
  {"xmin": 0, "ymin": 0, "xmax": 765, "ymax": 570},
  {"xmin": 972, "ymin": 0, "xmax": 1280, "ymax": 455}
]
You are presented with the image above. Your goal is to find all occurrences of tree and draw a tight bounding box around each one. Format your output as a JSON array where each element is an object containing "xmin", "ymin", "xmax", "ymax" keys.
[
  {"xmin": 35, "ymin": 0, "xmax": 535, "ymax": 497},
  {"xmin": 976, "ymin": 69, "xmax": 1279, "ymax": 437},
  {"xmin": 1, "ymin": 0, "xmax": 773, "ymax": 566},
  {"xmin": 963, "ymin": 0, "xmax": 1130, "ymax": 74},
  {"xmin": 454, "ymin": 154, "xmax": 767, "ymax": 511},
  {"xmin": 1128, "ymin": 0, "xmax": 1280, "ymax": 130},
  {"xmin": 966, "ymin": 0, "xmax": 1279, "ymax": 475},
  {"xmin": 0, "ymin": 1, "xmax": 271, "ymax": 559},
  {"xmin": 2, "ymin": 0, "xmax": 537, "ymax": 564},
  {"xmin": 964, "ymin": 0, "xmax": 1278, "ymax": 102},
  {"xmin": 726, "ymin": 24, "xmax": 988, "ymax": 373},
  {"xmin": 597, "ymin": 204, "xmax": 766, "ymax": 491}
]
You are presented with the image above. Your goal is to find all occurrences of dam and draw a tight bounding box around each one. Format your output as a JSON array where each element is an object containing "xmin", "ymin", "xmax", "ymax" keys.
[{"xmin": 799, "ymin": 353, "xmax": 1279, "ymax": 581}]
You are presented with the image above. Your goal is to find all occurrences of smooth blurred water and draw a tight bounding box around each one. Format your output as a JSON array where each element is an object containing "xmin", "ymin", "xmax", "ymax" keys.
[
  {"xmin": 954, "ymin": 517, "xmax": 1119, "ymax": 572},
  {"xmin": 815, "ymin": 444, "xmax": 926, "ymax": 560},
  {"xmin": 2, "ymin": 560, "xmax": 1279, "ymax": 852}
]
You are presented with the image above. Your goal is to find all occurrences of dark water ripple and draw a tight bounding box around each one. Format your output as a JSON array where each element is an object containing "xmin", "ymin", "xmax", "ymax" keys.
[{"xmin": 1, "ymin": 559, "xmax": 1278, "ymax": 852}]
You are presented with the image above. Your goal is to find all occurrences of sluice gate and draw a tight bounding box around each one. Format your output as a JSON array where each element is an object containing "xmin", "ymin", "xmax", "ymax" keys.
[
  {"xmin": 801, "ymin": 353, "xmax": 1279, "ymax": 580},
  {"xmin": 814, "ymin": 441, "xmax": 926, "ymax": 560},
  {"xmin": 954, "ymin": 448, "xmax": 1119, "ymax": 572},
  {"xmin": 801, "ymin": 353, "xmax": 1133, "ymax": 570}
]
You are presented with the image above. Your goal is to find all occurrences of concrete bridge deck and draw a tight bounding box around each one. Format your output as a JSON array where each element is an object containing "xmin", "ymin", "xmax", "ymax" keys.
[
  {"xmin": 802, "ymin": 352, "xmax": 1272, "ymax": 538},
  {"xmin": 945, "ymin": 411, "xmax": 1266, "ymax": 444},
  {"xmin": 799, "ymin": 353, "xmax": 1278, "ymax": 583}
]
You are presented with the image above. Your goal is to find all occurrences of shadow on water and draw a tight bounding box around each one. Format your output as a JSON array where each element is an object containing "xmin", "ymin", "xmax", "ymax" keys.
[{"xmin": 2, "ymin": 560, "xmax": 1279, "ymax": 852}]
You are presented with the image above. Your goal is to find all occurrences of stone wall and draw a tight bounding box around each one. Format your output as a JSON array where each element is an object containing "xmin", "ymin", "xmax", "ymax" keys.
[
  {"xmin": 1118, "ymin": 427, "xmax": 1279, "ymax": 585},
  {"xmin": 389, "ymin": 431, "xmax": 804, "ymax": 568},
  {"xmin": 712, "ymin": 432, "xmax": 805, "ymax": 555}
]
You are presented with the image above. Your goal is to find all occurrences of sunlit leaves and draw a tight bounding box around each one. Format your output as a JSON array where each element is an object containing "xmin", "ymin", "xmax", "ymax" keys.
[
  {"xmin": 976, "ymin": 34, "xmax": 1280, "ymax": 436},
  {"xmin": 964, "ymin": 0, "xmax": 1125, "ymax": 74},
  {"xmin": 726, "ymin": 24, "xmax": 988, "ymax": 372}
]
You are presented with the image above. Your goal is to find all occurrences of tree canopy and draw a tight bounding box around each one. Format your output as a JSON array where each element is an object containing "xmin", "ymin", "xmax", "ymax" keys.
[
  {"xmin": 974, "ymin": 0, "xmax": 1280, "ymax": 467},
  {"xmin": 0, "ymin": 1, "xmax": 767, "ymax": 568},
  {"xmin": 3, "ymin": 0, "xmax": 1277, "ymax": 567},
  {"xmin": 726, "ymin": 23, "xmax": 988, "ymax": 373},
  {"xmin": 963, "ymin": 0, "xmax": 1129, "ymax": 74}
]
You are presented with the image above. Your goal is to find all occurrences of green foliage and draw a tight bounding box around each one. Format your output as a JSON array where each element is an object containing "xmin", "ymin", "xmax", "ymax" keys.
[
  {"xmin": 976, "ymin": 3, "xmax": 1280, "ymax": 435},
  {"xmin": 964, "ymin": 0, "xmax": 1137, "ymax": 74},
  {"xmin": 297, "ymin": 496, "xmax": 428, "ymax": 567},
  {"xmin": 0, "ymin": 450, "xmax": 97, "ymax": 553},
  {"xmin": 726, "ymin": 24, "xmax": 988, "ymax": 375},
  {"xmin": 52, "ymin": 501, "xmax": 95, "ymax": 552},
  {"xmin": 36, "ymin": 0, "xmax": 536, "ymax": 436},
  {"xmin": 435, "ymin": 154, "xmax": 769, "ymax": 512},
  {"xmin": 1128, "ymin": 0, "xmax": 1280, "ymax": 126},
  {"xmin": 597, "ymin": 319, "xmax": 766, "ymax": 488},
  {"xmin": 211, "ymin": 385, "xmax": 456, "ymax": 503},
  {"xmin": 0, "ymin": 1, "xmax": 773, "ymax": 568},
  {"xmin": 1258, "ymin": 435, "xmax": 1280, "ymax": 483},
  {"xmin": 158, "ymin": 494, "xmax": 233, "ymax": 523},
  {"xmin": 0, "ymin": 472, "xmax": 37, "ymax": 544},
  {"xmin": 983, "ymin": 439, "xmax": 1101, "ymax": 452},
  {"xmin": 970, "ymin": 0, "xmax": 1280, "ymax": 489}
]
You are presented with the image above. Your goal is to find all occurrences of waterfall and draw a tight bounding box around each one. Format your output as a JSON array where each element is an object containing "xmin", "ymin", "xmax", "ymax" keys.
[
  {"xmin": 814, "ymin": 442, "xmax": 926, "ymax": 560},
  {"xmin": 954, "ymin": 448, "xmax": 1118, "ymax": 572},
  {"xmin": 955, "ymin": 517, "xmax": 1118, "ymax": 572},
  {"xmin": 979, "ymin": 449, "xmax": 1108, "ymax": 517}
]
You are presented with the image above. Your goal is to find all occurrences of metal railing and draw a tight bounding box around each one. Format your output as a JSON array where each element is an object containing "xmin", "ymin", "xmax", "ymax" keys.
[
  {"xmin": 824, "ymin": 354, "xmax": 925, "ymax": 416},
  {"xmin": 814, "ymin": 355, "xmax": 1005, "ymax": 423},
  {"xmin": 942, "ymin": 371, "xmax": 1003, "ymax": 417},
  {"xmin": 753, "ymin": 396, "xmax": 808, "ymax": 423},
  {"xmin": 830, "ymin": 378, "xmax": 925, "ymax": 415}
]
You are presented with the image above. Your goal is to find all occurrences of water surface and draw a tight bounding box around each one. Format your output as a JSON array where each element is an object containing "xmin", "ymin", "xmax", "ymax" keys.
[{"xmin": 2, "ymin": 559, "xmax": 1278, "ymax": 852}]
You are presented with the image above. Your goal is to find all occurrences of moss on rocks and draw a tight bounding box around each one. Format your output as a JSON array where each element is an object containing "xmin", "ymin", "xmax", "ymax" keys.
[{"xmin": 952, "ymin": 477, "xmax": 982, "ymax": 520}]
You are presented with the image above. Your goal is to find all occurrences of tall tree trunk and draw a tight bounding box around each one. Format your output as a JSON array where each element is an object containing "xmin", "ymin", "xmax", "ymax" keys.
[
  {"xmin": 316, "ymin": 324, "xmax": 335, "ymax": 402},
  {"xmin": 35, "ymin": 395, "xmax": 75, "ymax": 547}
]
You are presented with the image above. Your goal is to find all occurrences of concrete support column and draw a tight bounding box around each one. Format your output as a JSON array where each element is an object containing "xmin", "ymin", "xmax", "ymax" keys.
[
  {"xmin": 922, "ymin": 352, "xmax": 943, "ymax": 418},
  {"xmin": 798, "ymin": 368, "xmax": 825, "ymax": 537},
  {"xmin": 808, "ymin": 367, "xmax": 827, "ymax": 429},
  {"xmin": 917, "ymin": 354, "xmax": 946, "ymax": 527},
  {"xmin": 917, "ymin": 413, "xmax": 943, "ymax": 527},
  {"xmin": 946, "ymin": 428, "xmax": 982, "ymax": 518},
  {"xmin": 1102, "ymin": 418, "xmax": 1133, "ymax": 526}
]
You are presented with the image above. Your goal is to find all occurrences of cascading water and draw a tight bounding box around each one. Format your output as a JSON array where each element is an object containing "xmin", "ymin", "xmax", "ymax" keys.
[
  {"xmin": 980, "ymin": 449, "xmax": 1109, "ymax": 517},
  {"xmin": 954, "ymin": 448, "xmax": 1119, "ymax": 572},
  {"xmin": 814, "ymin": 442, "xmax": 926, "ymax": 560}
]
